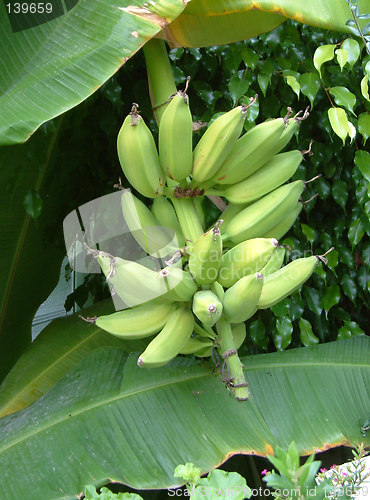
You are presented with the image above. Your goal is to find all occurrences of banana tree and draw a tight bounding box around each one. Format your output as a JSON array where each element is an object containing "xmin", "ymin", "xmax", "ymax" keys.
[
  {"xmin": 1, "ymin": 0, "xmax": 368, "ymax": 375},
  {"xmin": 1, "ymin": 1, "xmax": 369, "ymax": 497}
]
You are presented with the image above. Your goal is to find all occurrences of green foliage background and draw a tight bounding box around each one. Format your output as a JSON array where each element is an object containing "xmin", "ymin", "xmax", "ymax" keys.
[{"xmin": 60, "ymin": 20, "xmax": 369, "ymax": 353}]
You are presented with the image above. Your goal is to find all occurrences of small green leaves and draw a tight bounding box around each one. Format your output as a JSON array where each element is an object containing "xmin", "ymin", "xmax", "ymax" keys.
[
  {"xmin": 341, "ymin": 38, "xmax": 360, "ymax": 67},
  {"xmin": 337, "ymin": 321, "xmax": 365, "ymax": 340},
  {"xmin": 249, "ymin": 318, "xmax": 268, "ymax": 349},
  {"xmin": 358, "ymin": 113, "xmax": 370, "ymax": 144},
  {"xmin": 286, "ymin": 75, "xmax": 300, "ymax": 98},
  {"xmin": 303, "ymin": 286, "xmax": 322, "ymax": 316},
  {"xmin": 313, "ymin": 44, "xmax": 336, "ymax": 78},
  {"xmin": 348, "ymin": 219, "xmax": 365, "ymax": 247},
  {"xmin": 23, "ymin": 189, "xmax": 43, "ymax": 221},
  {"xmin": 228, "ymin": 74, "xmax": 250, "ymax": 106},
  {"xmin": 175, "ymin": 463, "xmax": 252, "ymax": 500},
  {"xmin": 335, "ymin": 48, "xmax": 348, "ymax": 71},
  {"xmin": 322, "ymin": 284, "xmax": 341, "ymax": 315},
  {"xmin": 341, "ymin": 275, "xmax": 357, "ymax": 302},
  {"xmin": 300, "ymin": 72, "xmax": 321, "ymax": 108},
  {"xmin": 193, "ymin": 469, "xmax": 251, "ymax": 500},
  {"xmin": 361, "ymin": 75, "xmax": 369, "ymax": 101},
  {"xmin": 355, "ymin": 150, "xmax": 370, "ymax": 181},
  {"xmin": 301, "ymin": 223, "xmax": 316, "ymax": 244},
  {"xmin": 329, "ymin": 86, "xmax": 356, "ymax": 115},
  {"xmin": 274, "ymin": 317, "xmax": 293, "ymax": 351},
  {"xmin": 299, "ymin": 318, "xmax": 319, "ymax": 346},
  {"xmin": 84, "ymin": 485, "xmax": 142, "ymax": 500},
  {"xmin": 328, "ymin": 107, "xmax": 353, "ymax": 144},
  {"xmin": 174, "ymin": 463, "xmax": 201, "ymax": 485},
  {"xmin": 332, "ymin": 179, "xmax": 348, "ymax": 211}
]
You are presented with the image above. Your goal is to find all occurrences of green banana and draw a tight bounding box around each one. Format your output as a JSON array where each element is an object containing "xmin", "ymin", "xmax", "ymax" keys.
[
  {"xmin": 193, "ymin": 197, "xmax": 206, "ymax": 229},
  {"xmin": 180, "ymin": 336, "xmax": 213, "ymax": 356},
  {"xmin": 261, "ymin": 202, "xmax": 303, "ymax": 240},
  {"xmin": 258, "ymin": 255, "xmax": 320, "ymax": 308},
  {"xmin": 223, "ymin": 272, "xmax": 264, "ymax": 323},
  {"xmin": 172, "ymin": 197, "xmax": 204, "ymax": 246},
  {"xmin": 269, "ymin": 107, "xmax": 309, "ymax": 154},
  {"xmin": 260, "ymin": 246, "xmax": 286, "ymax": 276},
  {"xmin": 98, "ymin": 252, "xmax": 168, "ymax": 308},
  {"xmin": 117, "ymin": 104, "xmax": 164, "ymax": 198},
  {"xmin": 188, "ymin": 224, "xmax": 223, "ymax": 285},
  {"xmin": 151, "ymin": 196, "xmax": 185, "ymax": 248},
  {"xmin": 212, "ymin": 117, "xmax": 286, "ymax": 185},
  {"xmin": 216, "ymin": 202, "xmax": 250, "ymax": 235},
  {"xmin": 222, "ymin": 181, "xmax": 305, "ymax": 244},
  {"xmin": 212, "ymin": 150, "xmax": 303, "ymax": 205},
  {"xmin": 161, "ymin": 266, "xmax": 198, "ymax": 302},
  {"xmin": 231, "ymin": 322, "xmax": 247, "ymax": 350},
  {"xmin": 218, "ymin": 237, "xmax": 279, "ymax": 288},
  {"xmin": 159, "ymin": 91, "xmax": 193, "ymax": 182},
  {"xmin": 192, "ymin": 105, "xmax": 247, "ymax": 184},
  {"xmin": 192, "ymin": 290, "xmax": 223, "ymax": 327},
  {"xmin": 95, "ymin": 300, "xmax": 174, "ymax": 338},
  {"xmin": 210, "ymin": 280, "xmax": 224, "ymax": 301},
  {"xmin": 121, "ymin": 190, "xmax": 172, "ymax": 257},
  {"xmin": 137, "ymin": 305, "xmax": 194, "ymax": 368}
]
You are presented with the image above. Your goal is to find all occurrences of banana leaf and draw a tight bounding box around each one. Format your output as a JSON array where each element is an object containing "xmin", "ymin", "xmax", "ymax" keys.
[
  {"xmin": 0, "ymin": 337, "xmax": 368, "ymax": 499},
  {"xmin": 0, "ymin": 0, "xmax": 187, "ymax": 145},
  {"xmin": 161, "ymin": 0, "xmax": 370, "ymax": 47},
  {"xmin": 1, "ymin": 0, "xmax": 368, "ymax": 145},
  {"xmin": 0, "ymin": 122, "xmax": 65, "ymax": 381},
  {"xmin": 0, "ymin": 300, "xmax": 149, "ymax": 418}
]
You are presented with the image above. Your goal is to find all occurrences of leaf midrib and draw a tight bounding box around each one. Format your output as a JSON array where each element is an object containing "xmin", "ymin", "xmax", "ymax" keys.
[
  {"xmin": 0, "ymin": 358, "xmax": 367, "ymax": 455},
  {"xmin": 0, "ymin": 324, "xmax": 100, "ymax": 416}
]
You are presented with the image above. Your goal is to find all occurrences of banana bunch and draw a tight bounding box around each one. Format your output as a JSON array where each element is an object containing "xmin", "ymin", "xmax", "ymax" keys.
[{"xmin": 89, "ymin": 83, "xmax": 328, "ymax": 401}]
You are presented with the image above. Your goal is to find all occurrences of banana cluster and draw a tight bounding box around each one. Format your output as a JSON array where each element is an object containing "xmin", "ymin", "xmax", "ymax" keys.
[{"xmin": 89, "ymin": 84, "xmax": 324, "ymax": 400}]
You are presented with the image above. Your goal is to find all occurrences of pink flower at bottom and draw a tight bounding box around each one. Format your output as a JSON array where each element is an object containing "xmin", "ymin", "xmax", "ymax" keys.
[
  {"xmin": 261, "ymin": 469, "xmax": 268, "ymax": 476},
  {"xmin": 320, "ymin": 468, "xmax": 327, "ymax": 473}
]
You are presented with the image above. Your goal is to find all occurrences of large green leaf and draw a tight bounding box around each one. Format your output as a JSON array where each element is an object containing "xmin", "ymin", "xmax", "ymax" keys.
[
  {"xmin": 0, "ymin": 0, "xmax": 187, "ymax": 145},
  {"xmin": 0, "ymin": 337, "xmax": 368, "ymax": 499},
  {"xmin": 0, "ymin": 122, "xmax": 65, "ymax": 381},
  {"xmin": 161, "ymin": 0, "xmax": 370, "ymax": 48},
  {"xmin": 0, "ymin": 300, "xmax": 149, "ymax": 418}
]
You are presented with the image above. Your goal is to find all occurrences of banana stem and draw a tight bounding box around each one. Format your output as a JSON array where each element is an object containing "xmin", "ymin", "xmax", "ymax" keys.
[
  {"xmin": 216, "ymin": 317, "xmax": 249, "ymax": 401},
  {"xmin": 172, "ymin": 197, "xmax": 204, "ymax": 246},
  {"xmin": 142, "ymin": 39, "xmax": 177, "ymax": 124}
]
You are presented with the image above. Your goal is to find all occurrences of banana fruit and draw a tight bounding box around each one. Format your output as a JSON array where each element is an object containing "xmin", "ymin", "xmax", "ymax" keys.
[
  {"xmin": 95, "ymin": 300, "xmax": 174, "ymax": 338},
  {"xmin": 260, "ymin": 245, "xmax": 286, "ymax": 276},
  {"xmin": 98, "ymin": 252, "xmax": 168, "ymax": 307},
  {"xmin": 137, "ymin": 305, "xmax": 194, "ymax": 368},
  {"xmin": 180, "ymin": 336, "xmax": 213, "ymax": 356},
  {"xmin": 161, "ymin": 266, "xmax": 198, "ymax": 302},
  {"xmin": 159, "ymin": 90, "xmax": 193, "ymax": 182},
  {"xmin": 257, "ymin": 255, "xmax": 319, "ymax": 308},
  {"xmin": 121, "ymin": 190, "xmax": 173, "ymax": 257},
  {"xmin": 117, "ymin": 104, "xmax": 164, "ymax": 198},
  {"xmin": 213, "ymin": 150, "xmax": 303, "ymax": 205},
  {"xmin": 151, "ymin": 196, "xmax": 185, "ymax": 248},
  {"xmin": 222, "ymin": 181, "xmax": 305, "ymax": 244},
  {"xmin": 192, "ymin": 105, "xmax": 247, "ymax": 184},
  {"xmin": 261, "ymin": 203, "xmax": 303, "ymax": 240},
  {"xmin": 192, "ymin": 290, "xmax": 223, "ymax": 327},
  {"xmin": 212, "ymin": 117, "xmax": 286, "ymax": 185},
  {"xmin": 218, "ymin": 237, "xmax": 278, "ymax": 288},
  {"xmin": 188, "ymin": 224, "xmax": 222, "ymax": 285},
  {"xmin": 223, "ymin": 272, "xmax": 264, "ymax": 323}
]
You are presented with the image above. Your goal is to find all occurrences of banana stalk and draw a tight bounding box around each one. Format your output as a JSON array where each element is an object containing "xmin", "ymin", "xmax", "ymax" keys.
[
  {"xmin": 172, "ymin": 197, "xmax": 204, "ymax": 247},
  {"xmin": 216, "ymin": 317, "xmax": 249, "ymax": 401}
]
